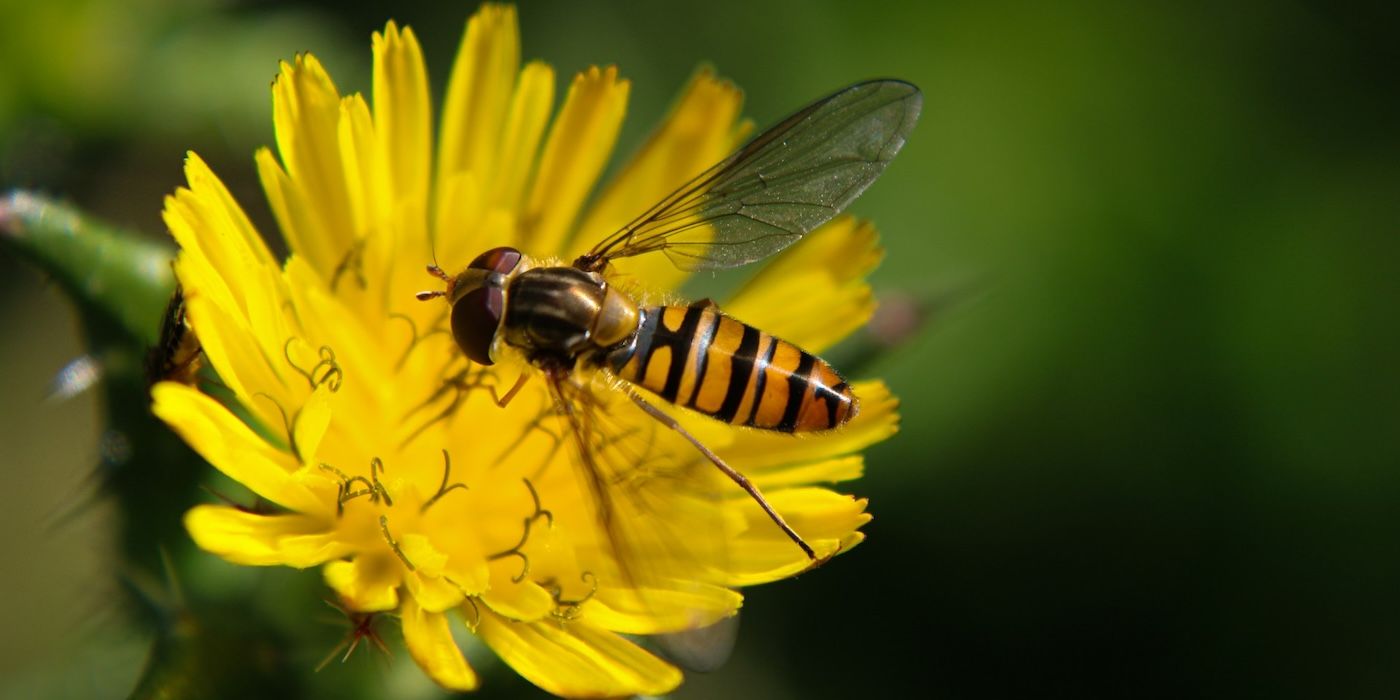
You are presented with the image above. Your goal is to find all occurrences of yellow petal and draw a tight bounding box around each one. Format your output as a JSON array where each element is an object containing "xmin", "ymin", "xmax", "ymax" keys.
[
  {"xmin": 571, "ymin": 67, "xmax": 748, "ymax": 291},
  {"xmin": 480, "ymin": 563, "xmax": 554, "ymax": 621},
  {"xmin": 725, "ymin": 488, "xmax": 870, "ymax": 586},
  {"xmin": 433, "ymin": 60, "xmax": 555, "ymax": 264},
  {"xmin": 720, "ymin": 380, "xmax": 899, "ymax": 473},
  {"xmin": 337, "ymin": 93, "xmax": 387, "ymax": 242},
  {"xmin": 443, "ymin": 555, "xmax": 491, "ymax": 599},
  {"xmin": 406, "ymin": 573, "xmax": 467, "ymax": 614},
  {"xmin": 477, "ymin": 610, "xmax": 681, "ymax": 698},
  {"xmin": 372, "ymin": 21, "xmax": 431, "ymax": 213},
  {"xmin": 290, "ymin": 383, "xmax": 334, "ymax": 464},
  {"xmin": 400, "ymin": 534, "xmax": 466, "ymax": 612},
  {"xmin": 280, "ymin": 257, "xmax": 394, "ymax": 407},
  {"xmin": 174, "ymin": 151, "xmax": 278, "ymax": 270},
  {"xmin": 588, "ymin": 584, "xmax": 742, "ymax": 635},
  {"xmin": 269, "ymin": 53, "xmax": 355, "ymax": 277},
  {"xmin": 486, "ymin": 61, "xmax": 555, "ymax": 216},
  {"xmin": 400, "ymin": 595, "xmax": 479, "ymax": 692},
  {"xmin": 255, "ymin": 145, "xmax": 326, "ymax": 267},
  {"xmin": 152, "ymin": 383, "xmax": 323, "ymax": 514},
  {"xmin": 437, "ymin": 3, "xmax": 520, "ymax": 191},
  {"xmin": 398, "ymin": 533, "xmax": 448, "ymax": 576},
  {"xmin": 723, "ymin": 216, "xmax": 883, "ymax": 353},
  {"xmin": 324, "ymin": 551, "xmax": 402, "ymax": 612},
  {"xmin": 520, "ymin": 65, "xmax": 629, "ymax": 255},
  {"xmin": 430, "ymin": 171, "xmax": 482, "ymax": 271},
  {"xmin": 745, "ymin": 455, "xmax": 865, "ymax": 490},
  {"xmin": 184, "ymin": 505, "xmax": 346, "ymax": 567}
]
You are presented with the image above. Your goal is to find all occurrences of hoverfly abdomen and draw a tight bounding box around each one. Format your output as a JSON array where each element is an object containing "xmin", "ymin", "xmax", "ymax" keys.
[{"xmin": 611, "ymin": 305, "xmax": 856, "ymax": 432}]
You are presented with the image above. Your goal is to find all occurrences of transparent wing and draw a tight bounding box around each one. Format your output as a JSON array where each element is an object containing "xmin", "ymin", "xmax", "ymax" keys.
[
  {"xmin": 651, "ymin": 613, "xmax": 741, "ymax": 673},
  {"xmin": 543, "ymin": 372, "xmax": 741, "ymax": 635},
  {"xmin": 577, "ymin": 79, "xmax": 922, "ymax": 272}
]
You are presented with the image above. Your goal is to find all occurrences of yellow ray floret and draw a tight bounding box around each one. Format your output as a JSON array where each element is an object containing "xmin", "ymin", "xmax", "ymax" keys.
[
  {"xmin": 437, "ymin": 4, "xmax": 521, "ymax": 191},
  {"xmin": 569, "ymin": 67, "xmax": 750, "ymax": 292},
  {"xmin": 402, "ymin": 596, "xmax": 479, "ymax": 691},
  {"xmin": 520, "ymin": 65, "xmax": 630, "ymax": 254}
]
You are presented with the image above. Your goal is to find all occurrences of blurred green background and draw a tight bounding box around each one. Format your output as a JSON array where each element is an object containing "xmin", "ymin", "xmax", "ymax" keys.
[{"xmin": 3, "ymin": 0, "xmax": 1399, "ymax": 697}]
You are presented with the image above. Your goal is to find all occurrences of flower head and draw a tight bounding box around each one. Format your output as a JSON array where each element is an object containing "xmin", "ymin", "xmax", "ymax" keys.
[{"xmin": 154, "ymin": 4, "xmax": 897, "ymax": 695}]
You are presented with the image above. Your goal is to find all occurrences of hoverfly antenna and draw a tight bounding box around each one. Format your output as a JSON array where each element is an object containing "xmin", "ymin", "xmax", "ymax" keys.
[
  {"xmin": 428, "ymin": 236, "xmax": 443, "ymax": 269},
  {"xmin": 426, "ymin": 264, "xmax": 452, "ymax": 282},
  {"xmin": 418, "ymin": 264, "xmax": 453, "ymax": 301}
]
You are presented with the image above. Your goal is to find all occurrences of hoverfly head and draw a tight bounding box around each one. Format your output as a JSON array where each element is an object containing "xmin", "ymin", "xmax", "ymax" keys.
[{"xmin": 436, "ymin": 246, "xmax": 523, "ymax": 366}]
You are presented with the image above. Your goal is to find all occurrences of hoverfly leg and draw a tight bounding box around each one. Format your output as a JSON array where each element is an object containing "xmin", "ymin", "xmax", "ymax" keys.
[
  {"xmin": 415, "ymin": 290, "xmax": 446, "ymax": 301},
  {"xmin": 625, "ymin": 390, "xmax": 817, "ymax": 560},
  {"xmin": 490, "ymin": 371, "xmax": 531, "ymax": 408}
]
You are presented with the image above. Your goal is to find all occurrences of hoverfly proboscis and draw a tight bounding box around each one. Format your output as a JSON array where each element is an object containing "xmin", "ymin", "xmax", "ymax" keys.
[{"xmin": 417, "ymin": 78, "xmax": 921, "ymax": 606}]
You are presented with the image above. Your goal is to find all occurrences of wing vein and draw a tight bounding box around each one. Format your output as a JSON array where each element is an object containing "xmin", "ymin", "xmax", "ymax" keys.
[{"xmin": 575, "ymin": 80, "xmax": 921, "ymax": 272}]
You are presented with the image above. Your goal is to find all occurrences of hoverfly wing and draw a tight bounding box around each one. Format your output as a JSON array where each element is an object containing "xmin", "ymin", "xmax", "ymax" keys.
[
  {"xmin": 543, "ymin": 373, "xmax": 742, "ymax": 634},
  {"xmin": 651, "ymin": 613, "xmax": 741, "ymax": 673},
  {"xmin": 579, "ymin": 80, "xmax": 922, "ymax": 271}
]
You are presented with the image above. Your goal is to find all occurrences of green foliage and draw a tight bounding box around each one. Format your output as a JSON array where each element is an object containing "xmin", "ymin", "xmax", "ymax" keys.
[{"xmin": 1, "ymin": 191, "xmax": 173, "ymax": 345}]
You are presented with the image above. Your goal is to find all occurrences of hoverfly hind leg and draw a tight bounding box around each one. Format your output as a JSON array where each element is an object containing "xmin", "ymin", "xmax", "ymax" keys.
[{"xmin": 625, "ymin": 390, "xmax": 817, "ymax": 560}]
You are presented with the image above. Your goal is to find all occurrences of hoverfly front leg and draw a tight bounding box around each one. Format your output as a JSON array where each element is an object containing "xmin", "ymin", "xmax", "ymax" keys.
[{"xmin": 491, "ymin": 372, "xmax": 530, "ymax": 409}]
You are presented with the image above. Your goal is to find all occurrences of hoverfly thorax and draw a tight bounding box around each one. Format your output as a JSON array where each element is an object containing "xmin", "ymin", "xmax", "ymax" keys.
[
  {"xmin": 427, "ymin": 244, "xmax": 643, "ymax": 370},
  {"xmin": 499, "ymin": 266, "xmax": 641, "ymax": 369},
  {"xmin": 445, "ymin": 246, "xmax": 523, "ymax": 366}
]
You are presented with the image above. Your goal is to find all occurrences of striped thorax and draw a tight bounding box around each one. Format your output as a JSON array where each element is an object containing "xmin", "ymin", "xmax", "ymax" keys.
[{"xmin": 437, "ymin": 246, "xmax": 638, "ymax": 371}]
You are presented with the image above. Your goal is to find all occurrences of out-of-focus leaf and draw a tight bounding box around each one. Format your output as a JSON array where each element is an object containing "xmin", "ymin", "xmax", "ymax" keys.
[
  {"xmin": 0, "ymin": 189, "xmax": 206, "ymax": 573},
  {"xmin": 0, "ymin": 190, "xmax": 173, "ymax": 346}
]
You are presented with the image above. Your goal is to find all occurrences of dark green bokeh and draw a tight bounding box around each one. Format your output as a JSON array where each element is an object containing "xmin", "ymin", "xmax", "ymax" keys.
[{"xmin": 3, "ymin": 1, "xmax": 1398, "ymax": 697}]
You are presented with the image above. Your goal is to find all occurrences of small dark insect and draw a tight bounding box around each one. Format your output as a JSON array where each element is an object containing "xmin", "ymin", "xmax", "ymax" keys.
[{"xmin": 146, "ymin": 284, "xmax": 204, "ymax": 387}]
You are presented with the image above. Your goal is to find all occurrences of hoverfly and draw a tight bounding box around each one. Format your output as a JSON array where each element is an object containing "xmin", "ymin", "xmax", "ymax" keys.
[{"xmin": 419, "ymin": 79, "xmax": 921, "ymax": 567}]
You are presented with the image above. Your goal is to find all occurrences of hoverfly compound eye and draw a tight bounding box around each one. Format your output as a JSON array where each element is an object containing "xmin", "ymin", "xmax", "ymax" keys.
[
  {"xmin": 448, "ymin": 247, "xmax": 521, "ymax": 366},
  {"xmin": 451, "ymin": 285, "xmax": 504, "ymax": 365},
  {"xmin": 468, "ymin": 246, "xmax": 522, "ymax": 275}
]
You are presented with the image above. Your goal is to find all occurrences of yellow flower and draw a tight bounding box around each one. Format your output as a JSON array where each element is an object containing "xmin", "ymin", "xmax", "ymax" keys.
[{"xmin": 153, "ymin": 4, "xmax": 898, "ymax": 696}]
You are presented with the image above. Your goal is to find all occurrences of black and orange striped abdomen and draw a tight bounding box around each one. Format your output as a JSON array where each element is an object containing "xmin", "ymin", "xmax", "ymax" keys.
[{"xmin": 610, "ymin": 305, "xmax": 856, "ymax": 432}]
